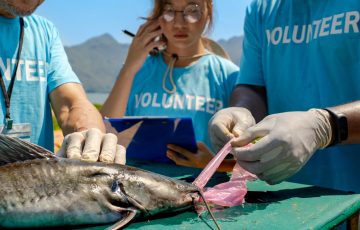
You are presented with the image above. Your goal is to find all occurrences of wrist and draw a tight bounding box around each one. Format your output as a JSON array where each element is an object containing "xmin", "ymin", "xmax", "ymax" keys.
[
  {"xmin": 308, "ymin": 109, "xmax": 333, "ymax": 148},
  {"xmin": 321, "ymin": 108, "xmax": 348, "ymax": 147},
  {"xmin": 121, "ymin": 63, "xmax": 140, "ymax": 77}
]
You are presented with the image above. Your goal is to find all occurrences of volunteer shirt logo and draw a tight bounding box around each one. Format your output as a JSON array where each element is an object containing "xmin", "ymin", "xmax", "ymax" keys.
[
  {"xmin": 266, "ymin": 11, "xmax": 359, "ymax": 46},
  {"xmin": 0, "ymin": 58, "xmax": 47, "ymax": 82},
  {"xmin": 134, "ymin": 93, "xmax": 223, "ymax": 114}
]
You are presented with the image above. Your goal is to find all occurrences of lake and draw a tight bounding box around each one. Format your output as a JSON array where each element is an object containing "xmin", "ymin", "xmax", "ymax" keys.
[{"xmin": 86, "ymin": 92, "xmax": 109, "ymax": 105}]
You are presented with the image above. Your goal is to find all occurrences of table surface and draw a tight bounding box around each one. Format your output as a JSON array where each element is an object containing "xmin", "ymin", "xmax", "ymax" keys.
[{"xmin": 79, "ymin": 160, "xmax": 360, "ymax": 230}]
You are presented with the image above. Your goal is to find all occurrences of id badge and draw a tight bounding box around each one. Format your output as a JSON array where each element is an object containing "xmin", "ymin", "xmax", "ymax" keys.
[{"xmin": 0, "ymin": 123, "xmax": 32, "ymax": 142}]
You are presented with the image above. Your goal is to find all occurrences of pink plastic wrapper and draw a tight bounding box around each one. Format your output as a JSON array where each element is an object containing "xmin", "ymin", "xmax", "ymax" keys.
[
  {"xmin": 192, "ymin": 140, "xmax": 233, "ymax": 189},
  {"xmin": 202, "ymin": 163, "xmax": 256, "ymax": 207},
  {"xmin": 193, "ymin": 140, "xmax": 257, "ymax": 208}
]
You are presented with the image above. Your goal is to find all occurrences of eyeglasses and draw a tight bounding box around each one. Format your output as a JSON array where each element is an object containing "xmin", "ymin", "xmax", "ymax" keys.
[{"xmin": 162, "ymin": 4, "xmax": 202, "ymax": 23}]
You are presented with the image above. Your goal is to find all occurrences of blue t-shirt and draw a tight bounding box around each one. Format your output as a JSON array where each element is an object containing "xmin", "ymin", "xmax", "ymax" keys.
[
  {"xmin": 0, "ymin": 15, "xmax": 80, "ymax": 151},
  {"xmin": 239, "ymin": 0, "xmax": 360, "ymax": 192},
  {"xmin": 126, "ymin": 54, "xmax": 240, "ymax": 150}
]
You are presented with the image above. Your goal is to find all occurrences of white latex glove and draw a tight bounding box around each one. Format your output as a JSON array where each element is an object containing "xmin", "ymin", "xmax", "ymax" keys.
[
  {"xmin": 231, "ymin": 109, "xmax": 332, "ymax": 184},
  {"xmin": 56, "ymin": 128, "xmax": 126, "ymax": 164},
  {"xmin": 209, "ymin": 107, "xmax": 256, "ymax": 152}
]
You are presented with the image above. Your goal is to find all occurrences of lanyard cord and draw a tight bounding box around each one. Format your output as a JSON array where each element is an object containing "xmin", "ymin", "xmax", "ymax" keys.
[
  {"xmin": 162, "ymin": 50, "xmax": 209, "ymax": 94},
  {"xmin": 0, "ymin": 17, "xmax": 24, "ymax": 121}
]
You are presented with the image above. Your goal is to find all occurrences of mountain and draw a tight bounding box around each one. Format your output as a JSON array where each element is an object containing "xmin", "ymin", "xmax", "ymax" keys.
[
  {"xmin": 64, "ymin": 33, "xmax": 129, "ymax": 93},
  {"xmin": 218, "ymin": 36, "xmax": 243, "ymax": 65},
  {"xmin": 64, "ymin": 34, "xmax": 243, "ymax": 93}
]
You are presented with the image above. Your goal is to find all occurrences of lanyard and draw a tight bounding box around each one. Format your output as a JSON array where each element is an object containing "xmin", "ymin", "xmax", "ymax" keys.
[{"xmin": 0, "ymin": 17, "xmax": 24, "ymax": 130}]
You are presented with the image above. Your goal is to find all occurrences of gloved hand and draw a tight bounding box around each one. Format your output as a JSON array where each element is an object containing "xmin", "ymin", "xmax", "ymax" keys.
[
  {"xmin": 231, "ymin": 109, "xmax": 332, "ymax": 184},
  {"xmin": 56, "ymin": 128, "xmax": 126, "ymax": 164},
  {"xmin": 209, "ymin": 107, "xmax": 256, "ymax": 152}
]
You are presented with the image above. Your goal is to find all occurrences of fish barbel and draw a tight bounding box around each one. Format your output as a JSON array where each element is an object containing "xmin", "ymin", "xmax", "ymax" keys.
[{"xmin": 0, "ymin": 135, "xmax": 219, "ymax": 229}]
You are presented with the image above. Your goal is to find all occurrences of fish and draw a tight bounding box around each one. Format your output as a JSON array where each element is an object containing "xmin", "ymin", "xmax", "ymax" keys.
[{"xmin": 0, "ymin": 135, "xmax": 220, "ymax": 229}]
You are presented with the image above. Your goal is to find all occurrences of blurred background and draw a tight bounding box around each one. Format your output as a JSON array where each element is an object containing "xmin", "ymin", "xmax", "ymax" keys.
[{"xmin": 36, "ymin": 0, "xmax": 252, "ymax": 104}]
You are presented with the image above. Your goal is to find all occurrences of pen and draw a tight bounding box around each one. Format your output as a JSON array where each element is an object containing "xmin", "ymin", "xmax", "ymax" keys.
[
  {"xmin": 122, "ymin": 29, "xmax": 162, "ymax": 55},
  {"xmin": 122, "ymin": 29, "xmax": 135, "ymax": 38}
]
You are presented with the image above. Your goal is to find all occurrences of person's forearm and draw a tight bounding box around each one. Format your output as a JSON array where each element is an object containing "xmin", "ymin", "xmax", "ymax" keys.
[
  {"xmin": 230, "ymin": 85, "xmax": 268, "ymax": 122},
  {"xmin": 328, "ymin": 101, "xmax": 360, "ymax": 143},
  {"xmin": 50, "ymin": 83, "xmax": 106, "ymax": 136},
  {"xmin": 100, "ymin": 66, "xmax": 137, "ymax": 118},
  {"xmin": 59, "ymin": 98, "xmax": 105, "ymax": 136}
]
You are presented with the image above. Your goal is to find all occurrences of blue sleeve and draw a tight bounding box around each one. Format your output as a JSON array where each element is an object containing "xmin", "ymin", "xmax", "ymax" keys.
[
  {"xmin": 46, "ymin": 23, "xmax": 80, "ymax": 93},
  {"xmin": 238, "ymin": 1, "xmax": 265, "ymax": 86}
]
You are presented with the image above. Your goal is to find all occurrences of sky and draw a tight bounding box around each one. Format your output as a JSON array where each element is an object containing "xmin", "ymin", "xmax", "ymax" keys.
[{"xmin": 35, "ymin": 0, "xmax": 252, "ymax": 46}]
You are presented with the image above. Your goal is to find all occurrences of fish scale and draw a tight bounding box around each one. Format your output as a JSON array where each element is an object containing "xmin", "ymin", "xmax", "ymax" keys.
[
  {"xmin": 0, "ymin": 134, "xmax": 220, "ymax": 230},
  {"xmin": 0, "ymin": 159, "xmax": 125, "ymax": 227}
]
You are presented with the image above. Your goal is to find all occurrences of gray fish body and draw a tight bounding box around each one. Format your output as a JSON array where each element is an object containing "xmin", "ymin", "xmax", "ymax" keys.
[{"xmin": 0, "ymin": 158, "xmax": 200, "ymax": 228}]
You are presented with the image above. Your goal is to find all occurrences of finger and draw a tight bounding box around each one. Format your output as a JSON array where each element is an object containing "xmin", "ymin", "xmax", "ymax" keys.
[
  {"xmin": 82, "ymin": 128, "xmax": 103, "ymax": 162},
  {"xmin": 210, "ymin": 121, "xmax": 235, "ymax": 142},
  {"xmin": 167, "ymin": 144, "xmax": 194, "ymax": 159},
  {"xmin": 260, "ymin": 170, "xmax": 292, "ymax": 185},
  {"xmin": 137, "ymin": 20, "xmax": 161, "ymax": 37},
  {"xmin": 55, "ymin": 137, "xmax": 67, "ymax": 158},
  {"xmin": 232, "ymin": 116, "xmax": 255, "ymax": 137},
  {"xmin": 114, "ymin": 145, "xmax": 126, "ymax": 164},
  {"xmin": 245, "ymin": 117, "xmax": 275, "ymax": 137},
  {"xmin": 166, "ymin": 150, "xmax": 189, "ymax": 166},
  {"xmin": 197, "ymin": 142, "xmax": 212, "ymax": 153},
  {"xmin": 136, "ymin": 21, "xmax": 153, "ymax": 36},
  {"xmin": 237, "ymin": 160, "xmax": 267, "ymax": 175},
  {"xmin": 65, "ymin": 133, "xmax": 84, "ymax": 160},
  {"xmin": 232, "ymin": 135, "xmax": 281, "ymax": 162},
  {"xmin": 210, "ymin": 125, "xmax": 235, "ymax": 152},
  {"xmin": 230, "ymin": 131, "xmax": 254, "ymax": 147},
  {"xmin": 143, "ymin": 30, "xmax": 163, "ymax": 47},
  {"xmin": 99, "ymin": 133, "xmax": 117, "ymax": 163}
]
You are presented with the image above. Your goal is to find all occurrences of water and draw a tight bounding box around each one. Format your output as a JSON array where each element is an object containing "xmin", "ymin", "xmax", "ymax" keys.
[{"xmin": 86, "ymin": 92, "xmax": 109, "ymax": 105}]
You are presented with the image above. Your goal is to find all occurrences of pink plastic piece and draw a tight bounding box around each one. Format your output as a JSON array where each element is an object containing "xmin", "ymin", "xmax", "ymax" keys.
[
  {"xmin": 193, "ymin": 139, "xmax": 257, "ymax": 208},
  {"xmin": 192, "ymin": 140, "xmax": 233, "ymax": 189},
  {"xmin": 202, "ymin": 163, "xmax": 256, "ymax": 207}
]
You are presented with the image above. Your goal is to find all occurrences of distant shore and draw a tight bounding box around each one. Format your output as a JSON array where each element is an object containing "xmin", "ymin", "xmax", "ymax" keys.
[{"xmin": 86, "ymin": 92, "xmax": 109, "ymax": 104}]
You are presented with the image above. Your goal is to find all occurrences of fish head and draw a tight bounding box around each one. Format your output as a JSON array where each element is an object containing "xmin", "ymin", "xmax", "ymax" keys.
[{"xmin": 114, "ymin": 167, "xmax": 200, "ymax": 216}]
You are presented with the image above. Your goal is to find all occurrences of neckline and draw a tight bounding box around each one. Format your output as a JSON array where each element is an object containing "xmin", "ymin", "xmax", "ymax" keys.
[
  {"xmin": 158, "ymin": 52, "xmax": 210, "ymax": 71},
  {"xmin": 0, "ymin": 15, "xmax": 20, "ymax": 24}
]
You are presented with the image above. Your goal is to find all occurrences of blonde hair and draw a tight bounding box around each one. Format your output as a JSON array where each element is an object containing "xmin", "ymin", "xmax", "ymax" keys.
[{"xmin": 147, "ymin": 0, "xmax": 213, "ymax": 33}]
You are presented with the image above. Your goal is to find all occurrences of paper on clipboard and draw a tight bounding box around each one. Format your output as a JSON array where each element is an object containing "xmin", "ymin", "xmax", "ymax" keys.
[{"xmin": 104, "ymin": 117, "xmax": 197, "ymax": 163}]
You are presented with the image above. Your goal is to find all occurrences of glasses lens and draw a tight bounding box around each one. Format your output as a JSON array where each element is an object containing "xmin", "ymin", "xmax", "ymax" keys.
[
  {"xmin": 184, "ymin": 4, "xmax": 202, "ymax": 23},
  {"xmin": 163, "ymin": 5, "xmax": 175, "ymax": 22},
  {"xmin": 163, "ymin": 11, "xmax": 175, "ymax": 22},
  {"xmin": 162, "ymin": 4, "xmax": 202, "ymax": 23}
]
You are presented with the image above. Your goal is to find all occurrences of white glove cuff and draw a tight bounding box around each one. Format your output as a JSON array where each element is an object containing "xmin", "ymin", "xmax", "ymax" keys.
[{"xmin": 309, "ymin": 109, "xmax": 333, "ymax": 148}]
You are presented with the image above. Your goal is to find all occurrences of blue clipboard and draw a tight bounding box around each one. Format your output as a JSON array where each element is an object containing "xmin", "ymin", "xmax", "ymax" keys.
[{"xmin": 105, "ymin": 117, "xmax": 198, "ymax": 163}]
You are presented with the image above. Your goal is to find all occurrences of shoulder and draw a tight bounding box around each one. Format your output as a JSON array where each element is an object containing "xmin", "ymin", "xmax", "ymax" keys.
[
  {"xmin": 24, "ymin": 14, "xmax": 56, "ymax": 30},
  {"xmin": 24, "ymin": 14, "xmax": 59, "ymax": 40},
  {"xmin": 247, "ymin": 0, "xmax": 283, "ymax": 17}
]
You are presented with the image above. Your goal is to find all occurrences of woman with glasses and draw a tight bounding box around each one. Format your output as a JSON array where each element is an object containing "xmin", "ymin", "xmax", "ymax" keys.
[{"xmin": 101, "ymin": 0, "xmax": 239, "ymax": 171}]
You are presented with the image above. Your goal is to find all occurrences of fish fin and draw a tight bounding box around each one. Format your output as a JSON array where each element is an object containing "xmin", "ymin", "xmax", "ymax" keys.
[
  {"xmin": 105, "ymin": 210, "xmax": 137, "ymax": 230},
  {"xmin": 0, "ymin": 134, "xmax": 55, "ymax": 166}
]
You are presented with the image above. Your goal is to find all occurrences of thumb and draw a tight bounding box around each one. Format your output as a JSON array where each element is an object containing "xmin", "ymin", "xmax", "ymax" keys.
[
  {"xmin": 197, "ymin": 142, "xmax": 212, "ymax": 153},
  {"xmin": 232, "ymin": 119, "xmax": 272, "ymax": 147}
]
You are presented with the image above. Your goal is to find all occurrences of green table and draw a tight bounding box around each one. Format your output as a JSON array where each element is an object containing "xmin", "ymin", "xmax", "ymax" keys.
[{"xmin": 81, "ymin": 160, "xmax": 360, "ymax": 230}]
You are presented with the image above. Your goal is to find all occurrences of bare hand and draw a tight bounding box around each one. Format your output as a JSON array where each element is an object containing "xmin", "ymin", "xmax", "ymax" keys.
[
  {"xmin": 123, "ymin": 20, "xmax": 166, "ymax": 74},
  {"xmin": 166, "ymin": 142, "xmax": 214, "ymax": 169}
]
